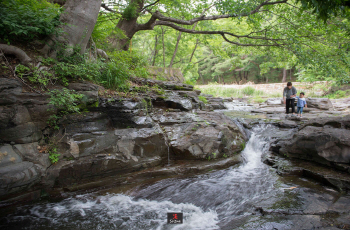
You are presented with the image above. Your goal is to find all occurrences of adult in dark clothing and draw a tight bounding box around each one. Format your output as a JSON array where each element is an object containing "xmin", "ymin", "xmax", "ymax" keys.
[{"xmin": 283, "ymin": 82, "xmax": 297, "ymax": 116}]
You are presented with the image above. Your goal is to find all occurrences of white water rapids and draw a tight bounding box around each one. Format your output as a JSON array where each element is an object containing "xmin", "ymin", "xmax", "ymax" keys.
[{"xmin": 1, "ymin": 125, "xmax": 283, "ymax": 230}]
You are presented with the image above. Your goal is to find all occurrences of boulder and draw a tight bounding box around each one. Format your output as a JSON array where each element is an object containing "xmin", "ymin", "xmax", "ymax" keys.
[
  {"xmin": 306, "ymin": 98, "xmax": 333, "ymax": 110},
  {"xmin": 266, "ymin": 98, "xmax": 283, "ymax": 105},
  {"xmin": 210, "ymin": 103, "xmax": 227, "ymax": 110},
  {"xmin": 165, "ymin": 112, "xmax": 247, "ymax": 160},
  {"xmin": 272, "ymin": 116, "xmax": 350, "ymax": 167},
  {"xmin": 45, "ymin": 125, "xmax": 168, "ymax": 187},
  {"xmin": 152, "ymin": 92, "xmax": 193, "ymax": 111}
]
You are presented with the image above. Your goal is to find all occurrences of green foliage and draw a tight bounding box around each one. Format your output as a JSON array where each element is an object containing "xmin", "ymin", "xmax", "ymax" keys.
[
  {"xmin": 99, "ymin": 59, "xmax": 129, "ymax": 90},
  {"xmin": 242, "ymin": 86, "xmax": 262, "ymax": 96},
  {"xmin": 15, "ymin": 64, "xmax": 30, "ymax": 78},
  {"xmin": 240, "ymin": 142, "xmax": 246, "ymax": 151},
  {"xmin": 296, "ymin": 0, "xmax": 350, "ymax": 22},
  {"xmin": 324, "ymin": 90, "xmax": 350, "ymax": 99},
  {"xmin": 184, "ymin": 79, "xmax": 196, "ymax": 85},
  {"xmin": 48, "ymin": 88, "xmax": 83, "ymax": 114},
  {"xmin": 47, "ymin": 88, "xmax": 83, "ymax": 130},
  {"xmin": 50, "ymin": 46, "xmax": 148, "ymax": 90},
  {"xmin": 48, "ymin": 147, "xmax": 60, "ymax": 164},
  {"xmin": 250, "ymin": 96, "xmax": 266, "ymax": 104},
  {"xmin": 123, "ymin": 1, "xmax": 139, "ymax": 20},
  {"xmin": 0, "ymin": 0, "xmax": 61, "ymax": 43},
  {"xmin": 198, "ymin": 96, "xmax": 208, "ymax": 104},
  {"xmin": 16, "ymin": 64, "xmax": 53, "ymax": 86},
  {"xmin": 54, "ymin": 61, "xmax": 101, "ymax": 86}
]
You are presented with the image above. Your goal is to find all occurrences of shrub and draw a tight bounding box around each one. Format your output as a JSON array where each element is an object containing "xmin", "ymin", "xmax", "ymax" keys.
[
  {"xmin": 0, "ymin": 0, "xmax": 61, "ymax": 43},
  {"xmin": 99, "ymin": 61, "xmax": 130, "ymax": 91},
  {"xmin": 47, "ymin": 88, "xmax": 83, "ymax": 130},
  {"xmin": 48, "ymin": 147, "xmax": 60, "ymax": 164},
  {"xmin": 251, "ymin": 96, "xmax": 266, "ymax": 103},
  {"xmin": 54, "ymin": 49, "xmax": 147, "ymax": 90},
  {"xmin": 198, "ymin": 96, "xmax": 208, "ymax": 104},
  {"xmin": 242, "ymin": 86, "xmax": 263, "ymax": 96},
  {"xmin": 48, "ymin": 88, "xmax": 84, "ymax": 114},
  {"xmin": 184, "ymin": 79, "xmax": 196, "ymax": 85},
  {"xmin": 16, "ymin": 63, "xmax": 53, "ymax": 86},
  {"xmin": 325, "ymin": 89, "xmax": 350, "ymax": 99}
]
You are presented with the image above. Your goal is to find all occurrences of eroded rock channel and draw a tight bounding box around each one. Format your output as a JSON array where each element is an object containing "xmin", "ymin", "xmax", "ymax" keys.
[{"xmin": 0, "ymin": 78, "xmax": 350, "ymax": 229}]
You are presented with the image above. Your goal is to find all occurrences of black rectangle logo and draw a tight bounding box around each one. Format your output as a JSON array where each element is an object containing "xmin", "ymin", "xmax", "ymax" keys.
[{"xmin": 167, "ymin": 212, "xmax": 183, "ymax": 224}]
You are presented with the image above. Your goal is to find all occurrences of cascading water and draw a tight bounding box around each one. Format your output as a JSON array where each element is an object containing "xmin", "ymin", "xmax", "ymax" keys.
[{"xmin": 0, "ymin": 125, "xmax": 282, "ymax": 230}]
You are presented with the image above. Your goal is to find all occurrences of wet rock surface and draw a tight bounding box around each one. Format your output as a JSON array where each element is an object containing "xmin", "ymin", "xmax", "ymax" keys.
[
  {"xmin": 272, "ymin": 116, "xmax": 350, "ymax": 168},
  {"xmin": 1, "ymin": 77, "xmax": 350, "ymax": 229},
  {"xmin": 0, "ymin": 78, "xmax": 245, "ymax": 204}
]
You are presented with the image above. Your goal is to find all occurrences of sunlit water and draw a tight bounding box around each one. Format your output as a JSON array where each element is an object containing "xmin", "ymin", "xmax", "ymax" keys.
[{"xmin": 0, "ymin": 125, "xmax": 282, "ymax": 230}]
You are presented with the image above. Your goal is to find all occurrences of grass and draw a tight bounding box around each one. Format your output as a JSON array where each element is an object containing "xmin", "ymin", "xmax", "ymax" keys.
[
  {"xmin": 250, "ymin": 96, "xmax": 266, "ymax": 103},
  {"xmin": 198, "ymin": 96, "xmax": 208, "ymax": 104},
  {"xmin": 323, "ymin": 89, "xmax": 350, "ymax": 99},
  {"xmin": 196, "ymin": 85, "xmax": 265, "ymax": 98},
  {"xmin": 195, "ymin": 82, "xmax": 342, "ymax": 100}
]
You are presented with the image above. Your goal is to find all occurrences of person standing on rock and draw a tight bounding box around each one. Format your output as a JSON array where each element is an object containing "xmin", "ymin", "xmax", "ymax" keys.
[
  {"xmin": 283, "ymin": 82, "xmax": 297, "ymax": 117},
  {"xmin": 295, "ymin": 92, "xmax": 307, "ymax": 118}
]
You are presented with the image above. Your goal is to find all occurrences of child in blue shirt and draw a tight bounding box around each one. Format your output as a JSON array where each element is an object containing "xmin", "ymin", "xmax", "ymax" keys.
[{"xmin": 296, "ymin": 92, "xmax": 307, "ymax": 117}]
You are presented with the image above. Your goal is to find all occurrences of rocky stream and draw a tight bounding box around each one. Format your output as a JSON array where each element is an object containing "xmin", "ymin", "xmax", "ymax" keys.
[{"xmin": 0, "ymin": 77, "xmax": 350, "ymax": 229}]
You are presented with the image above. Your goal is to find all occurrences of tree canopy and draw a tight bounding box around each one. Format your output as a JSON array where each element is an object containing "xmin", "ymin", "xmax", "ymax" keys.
[{"xmin": 1, "ymin": 0, "xmax": 350, "ymax": 85}]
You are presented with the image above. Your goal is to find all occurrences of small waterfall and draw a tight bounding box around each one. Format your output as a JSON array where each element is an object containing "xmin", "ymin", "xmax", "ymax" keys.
[
  {"xmin": 155, "ymin": 123, "xmax": 171, "ymax": 165},
  {"xmin": 1, "ymin": 125, "xmax": 280, "ymax": 230},
  {"xmin": 150, "ymin": 115, "xmax": 171, "ymax": 166}
]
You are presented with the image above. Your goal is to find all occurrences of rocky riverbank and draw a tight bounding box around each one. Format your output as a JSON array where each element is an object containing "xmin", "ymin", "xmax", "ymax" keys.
[
  {"xmin": 1, "ymin": 78, "xmax": 350, "ymax": 229},
  {"xmin": 0, "ymin": 77, "xmax": 246, "ymax": 205}
]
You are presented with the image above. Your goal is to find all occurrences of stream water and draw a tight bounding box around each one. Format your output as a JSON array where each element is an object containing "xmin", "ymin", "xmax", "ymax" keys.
[{"xmin": 1, "ymin": 124, "xmax": 299, "ymax": 230}]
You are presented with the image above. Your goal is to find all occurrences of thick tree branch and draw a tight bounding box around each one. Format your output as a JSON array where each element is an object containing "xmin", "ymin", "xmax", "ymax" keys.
[
  {"xmin": 154, "ymin": 21, "xmax": 285, "ymax": 47},
  {"xmin": 150, "ymin": 0, "xmax": 287, "ymax": 26},
  {"xmin": 137, "ymin": 14, "xmax": 158, "ymax": 31}
]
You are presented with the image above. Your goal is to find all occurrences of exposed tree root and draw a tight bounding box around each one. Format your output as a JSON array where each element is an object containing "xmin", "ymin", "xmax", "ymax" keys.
[
  {"xmin": 0, "ymin": 44, "xmax": 32, "ymax": 65},
  {"xmin": 97, "ymin": 49, "xmax": 109, "ymax": 60}
]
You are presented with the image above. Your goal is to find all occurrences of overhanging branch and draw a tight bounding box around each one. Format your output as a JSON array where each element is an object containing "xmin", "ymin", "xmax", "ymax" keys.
[
  {"xmin": 154, "ymin": 21, "xmax": 285, "ymax": 46},
  {"xmin": 150, "ymin": 0, "xmax": 288, "ymax": 26}
]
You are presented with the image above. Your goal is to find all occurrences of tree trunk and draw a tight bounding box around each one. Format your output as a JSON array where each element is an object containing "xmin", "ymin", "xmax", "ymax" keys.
[
  {"xmin": 189, "ymin": 39, "xmax": 199, "ymax": 63},
  {"xmin": 114, "ymin": 18, "xmax": 139, "ymax": 51},
  {"xmin": 265, "ymin": 75, "xmax": 268, "ymax": 83},
  {"xmin": 161, "ymin": 26, "xmax": 166, "ymax": 67},
  {"xmin": 41, "ymin": 0, "xmax": 102, "ymax": 58},
  {"xmin": 113, "ymin": 0, "xmax": 145, "ymax": 51},
  {"xmin": 282, "ymin": 68, "xmax": 287, "ymax": 83},
  {"xmin": 290, "ymin": 68, "xmax": 292, "ymax": 80},
  {"xmin": 169, "ymin": 31, "xmax": 182, "ymax": 68},
  {"xmin": 244, "ymin": 71, "xmax": 248, "ymax": 80},
  {"xmin": 152, "ymin": 35, "xmax": 158, "ymax": 66}
]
